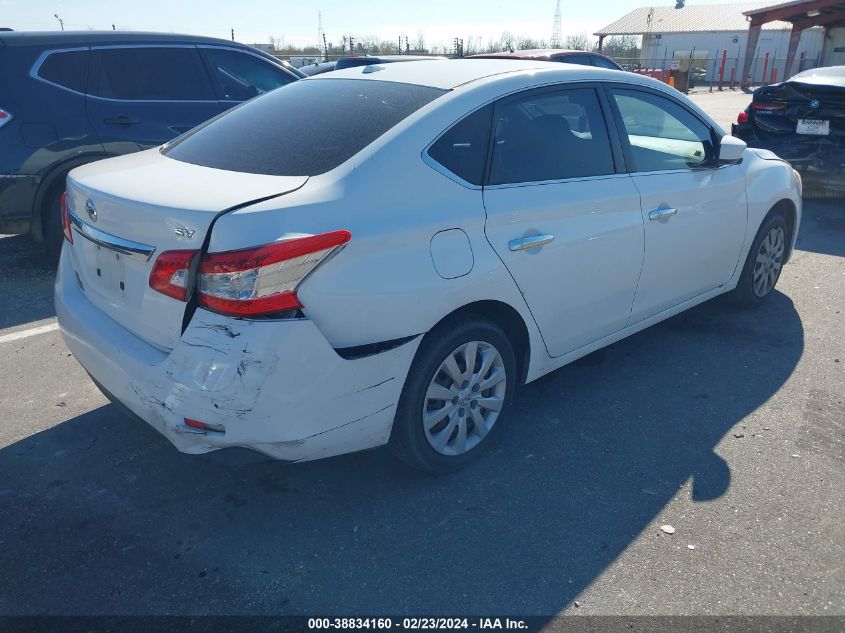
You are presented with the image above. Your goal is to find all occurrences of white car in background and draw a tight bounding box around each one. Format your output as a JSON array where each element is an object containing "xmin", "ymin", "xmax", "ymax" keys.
[{"xmin": 56, "ymin": 60, "xmax": 802, "ymax": 473}]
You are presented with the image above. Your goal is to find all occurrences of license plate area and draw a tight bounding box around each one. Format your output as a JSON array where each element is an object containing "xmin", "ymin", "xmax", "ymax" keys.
[
  {"xmin": 94, "ymin": 245, "xmax": 128, "ymax": 295},
  {"xmin": 796, "ymin": 119, "xmax": 829, "ymax": 135},
  {"xmin": 74, "ymin": 236, "xmax": 146, "ymax": 310}
]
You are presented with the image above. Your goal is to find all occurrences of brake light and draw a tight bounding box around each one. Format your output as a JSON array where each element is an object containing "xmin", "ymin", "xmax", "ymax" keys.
[
  {"xmin": 60, "ymin": 192, "xmax": 73, "ymax": 244},
  {"xmin": 149, "ymin": 250, "xmax": 198, "ymax": 301},
  {"xmin": 737, "ymin": 110, "xmax": 749, "ymax": 124},
  {"xmin": 196, "ymin": 230, "xmax": 351, "ymax": 317},
  {"xmin": 0, "ymin": 108, "xmax": 11, "ymax": 128},
  {"xmin": 750, "ymin": 102, "xmax": 787, "ymax": 111}
]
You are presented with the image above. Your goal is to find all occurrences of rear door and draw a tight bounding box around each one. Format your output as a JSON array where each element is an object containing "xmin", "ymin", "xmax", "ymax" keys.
[
  {"xmin": 85, "ymin": 45, "xmax": 223, "ymax": 152},
  {"xmin": 607, "ymin": 86, "xmax": 747, "ymax": 323},
  {"xmin": 482, "ymin": 84, "xmax": 645, "ymax": 358}
]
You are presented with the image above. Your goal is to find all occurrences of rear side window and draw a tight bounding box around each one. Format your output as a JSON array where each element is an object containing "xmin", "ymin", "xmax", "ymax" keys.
[
  {"xmin": 489, "ymin": 87, "xmax": 615, "ymax": 185},
  {"xmin": 37, "ymin": 50, "xmax": 89, "ymax": 92},
  {"xmin": 592, "ymin": 55, "xmax": 620, "ymax": 70},
  {"xmin": 427, "ymin": 105, "xmax": 492, "ymax": 185},
  {"xmin": 202, "ymin": 48, "xmax": 295, "ymax": 101},
  {"xmin": 89, "ymin": 47, "xmax": 215, "ymax": 101},
  {"xmin": 562, "ymin": 54, "xmax": 593, "ymax": 66},
  {"xmin": 163, "ymin": 79, "xmax": 445, "ymax": 176}
]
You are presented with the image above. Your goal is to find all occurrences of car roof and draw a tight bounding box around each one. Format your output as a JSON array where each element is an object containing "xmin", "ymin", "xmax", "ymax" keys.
[
  {"xmin": 470, "ymin": 49, "xmax": 597, "ymax": 59},
  {"xmin": 339, "ymin": 55, "xmax": 447, "ymax": 62},
  {"xmin": 311, "ymin": 58, "xmax": 585, "ymax": 89},
  {"xmin": 0, "ymin": 30, "xmax": 245, "ymax": 48}
]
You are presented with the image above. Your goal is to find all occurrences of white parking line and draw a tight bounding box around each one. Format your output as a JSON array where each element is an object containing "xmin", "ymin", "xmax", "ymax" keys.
[{"xmin": 0, "ymin": 322, "xmax": 59, "ymax": 344}]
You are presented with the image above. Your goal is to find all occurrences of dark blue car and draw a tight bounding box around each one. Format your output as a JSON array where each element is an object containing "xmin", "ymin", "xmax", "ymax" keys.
[{"xmin": 0, "ymin": 31, "xmax": 304, "ymax": 254}]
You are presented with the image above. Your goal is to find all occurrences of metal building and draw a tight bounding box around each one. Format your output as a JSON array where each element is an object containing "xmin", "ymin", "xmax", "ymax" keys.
[{"xmin": 595, "ymin": 3, "xmax": 825, "ymax": 85}]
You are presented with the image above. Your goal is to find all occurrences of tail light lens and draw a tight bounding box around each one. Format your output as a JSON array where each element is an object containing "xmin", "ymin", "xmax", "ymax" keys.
[
  {"xmin": 149, "ymin": 250, "xmax": 198, "ymax": 301},
  {"xmin": 750, "ymin": 102, "xmax": 787, "ymax": 111},
  {"xmin": 737, "ymin": 111, "xmax": 749, "ymax": 124},
  {"xmin": 60, "ymin": 192, "xmax": 73, "ymax": 244},
  {"xmin": 0, "ymin": 108, "xmax": 12, "ymax": 129},
  {"xmin": 195, "ymin": 230, "xmax": 351, "ymax": 316}
]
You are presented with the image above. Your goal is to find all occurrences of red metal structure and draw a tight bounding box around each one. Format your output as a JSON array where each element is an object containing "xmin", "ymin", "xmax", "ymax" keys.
[{"xmin": 741, "ymin": 0, "xmax": 845, "ymax": 88}]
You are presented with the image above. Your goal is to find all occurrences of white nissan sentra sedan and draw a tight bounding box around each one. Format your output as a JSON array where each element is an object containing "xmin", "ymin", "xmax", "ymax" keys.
[{"xmin": 56, "ymin": 60, "xmax": 801, "ymax": 473}]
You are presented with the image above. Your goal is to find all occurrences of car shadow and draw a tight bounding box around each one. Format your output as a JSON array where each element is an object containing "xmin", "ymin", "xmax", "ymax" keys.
[
  {"xmin": 0, "ymin": 291, "xmax": 803, "ymax": 615},
  {"xmin": 0, "ymin": 234, "xmax": 57, "ymax": 329},
  {"xmin": 795, "ymin": 199, "xmax": 845, "ymax": 258}
]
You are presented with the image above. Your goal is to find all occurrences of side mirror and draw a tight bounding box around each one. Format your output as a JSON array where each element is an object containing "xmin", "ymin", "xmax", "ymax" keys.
[{"xmin": 719, "ymin": 134, "xmax": 746, "ymax": 163}]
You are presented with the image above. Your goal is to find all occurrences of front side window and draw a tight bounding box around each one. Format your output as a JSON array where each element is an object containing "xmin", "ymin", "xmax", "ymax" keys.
[
  {"xmin": 88, "ymin": 47, "xmax": 215, "ymax": 101},
  {"xmin": 202, "ymin": 48, "xmax": 295, "ymax": 101},
  {"xmin": 427, "ymin": 105, "xmax": 492, "ymax": 185},
  {"xmin": 610, "ymin": 88, "xmax": 715, "ymax": 172},
  {"xmin": 163, "ymin": 79, "xmax": 445, "ymax": 176},
  {"xmin": 37, "ymin": 50, "xmax": 89, "ymax": 92},
  {"xmin": 488, "ymin": 87, "xmax": 615, "ymax": 185}
]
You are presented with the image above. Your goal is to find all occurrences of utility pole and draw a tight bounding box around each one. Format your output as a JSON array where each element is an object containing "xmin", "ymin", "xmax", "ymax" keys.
[
  {"xmin": 53, "ymin": 14, "xmax": 64, "ymax": 31},
  {"xmin": 230, "ymin": 28, "xmax": 234, "ymax": 42}
]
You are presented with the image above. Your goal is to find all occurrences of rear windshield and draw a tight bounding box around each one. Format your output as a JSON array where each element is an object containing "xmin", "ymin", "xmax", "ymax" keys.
[{"xmin": 162, "ymin": 78, "xmax": 446, "ymax": 176}]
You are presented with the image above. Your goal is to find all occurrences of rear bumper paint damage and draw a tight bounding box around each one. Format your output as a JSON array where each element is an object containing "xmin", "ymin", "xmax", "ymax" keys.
[
  {"xmin": 55, "ymin": 247, "xmax": 420, "ymax": 462},
  {"xmin": 733, "ymin": 124, "xmax": 845, "ymax": 193}
]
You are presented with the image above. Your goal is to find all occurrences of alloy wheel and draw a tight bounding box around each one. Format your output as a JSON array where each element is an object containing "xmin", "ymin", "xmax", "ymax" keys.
[
  {"xmin": 753, "ymin": 226, "xmax": 785, "ymax": 298},
  {"xmin": 422, "ymin": 341, "xmax": 507, "ymax": 456}
]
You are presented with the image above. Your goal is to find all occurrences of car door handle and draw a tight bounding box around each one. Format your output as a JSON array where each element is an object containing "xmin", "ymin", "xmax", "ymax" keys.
[
  {"xmin": 103, "ymin": 115, "xmax": 140, "ymax": 126},
  {"xmin": 509, "ymin": 234, "xmax": 555, "ymax": 251},
  {"xmin": 648, "ymin": 208, "xmax": 678, "ymax": 221}
]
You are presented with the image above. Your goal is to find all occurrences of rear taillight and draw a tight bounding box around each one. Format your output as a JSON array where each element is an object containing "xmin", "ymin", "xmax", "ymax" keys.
[
  {"xmin": 149, "ymin": 250, "xmax": 198, "ymax": 301},
  {"xmin": 750, "ymin": 102, "xmax": 787, "ymax": 111},
  {"xmin": 196, "ymin": 230, "xmax": 351, "ymax": 317},
  {"xmin": 0, "ymin": 108, "xmax": 12, "ymax": 129},
  {"xmin": 737, "ymin": 110, "xmax": 749, "ymax": 124},
  {"xmin": 60, "ymin": 192, "xmax": 73, "ymax": 244}
]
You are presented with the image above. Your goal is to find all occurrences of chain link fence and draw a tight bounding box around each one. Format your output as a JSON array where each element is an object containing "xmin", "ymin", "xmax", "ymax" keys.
[{"xmin": 609, "ymin": 54, "xmax": 822, "ymax": 92}]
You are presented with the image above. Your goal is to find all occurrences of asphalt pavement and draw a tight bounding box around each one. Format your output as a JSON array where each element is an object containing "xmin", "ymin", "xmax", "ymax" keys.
[{"xmin": 0, "ymin": 92, "xmax": 842, "ymax": 617}]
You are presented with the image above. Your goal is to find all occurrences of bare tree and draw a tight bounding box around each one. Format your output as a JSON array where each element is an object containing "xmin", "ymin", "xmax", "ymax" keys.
[
  {"xmin": 515, "ymin": 36, "xmax": 540, "ymax": 50},
  {"xmin": 563, "ymin": 32, "xmax": 591, "ymax": 51},
  {"xmin": 413, "ymin": 31, "xmax": 426, "ymax": 52},
  {"xmin": 601, "ymin": 34, "xmax": 640, "ymax": 59},
  {"xmin": 499, "ymin": 31, "xmax": 514, "ymax": 53}
]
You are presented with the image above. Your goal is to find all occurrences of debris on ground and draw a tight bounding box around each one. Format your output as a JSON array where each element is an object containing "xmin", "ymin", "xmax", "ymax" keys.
[{"xmin": 660, "ymin": 524, "xmax": 676, "ymax": 534}]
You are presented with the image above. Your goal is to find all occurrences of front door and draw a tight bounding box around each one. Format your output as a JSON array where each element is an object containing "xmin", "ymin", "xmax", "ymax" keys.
[
  {"xmin": 482, "ymin": 85, "xmax": 645, "ymax": 358},
  {"xmin": 607, "ymin": 87, "xmax": 748, "ymax": 323}
]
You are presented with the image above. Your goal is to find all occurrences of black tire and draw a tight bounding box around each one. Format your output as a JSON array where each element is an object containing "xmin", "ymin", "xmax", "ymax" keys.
[
  {"xmin": 41, "ymin": 184, "xmax": 65, "ymax": 260},
  {"xmin": 389, "ymin": 316, "xmax": 517, "ymax": 474},
  {"xmin": 731, "ymin": 210, "xmax": 789, "ymax": 308}
]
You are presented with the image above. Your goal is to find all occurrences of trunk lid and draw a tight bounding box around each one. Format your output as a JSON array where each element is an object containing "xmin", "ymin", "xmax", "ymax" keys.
[
  {"xmin": 65, "ymin": 149, "xmax": 307, "ymax": 350},
  {"xmin": 751, "ymin": 80, "xmax": 845, "ymax": 139}
]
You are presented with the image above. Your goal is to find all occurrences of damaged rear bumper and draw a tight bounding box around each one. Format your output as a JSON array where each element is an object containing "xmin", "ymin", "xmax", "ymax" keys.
[{"xmin": 54, "ymin": 247, "xmax": 420, "ymax": 462}]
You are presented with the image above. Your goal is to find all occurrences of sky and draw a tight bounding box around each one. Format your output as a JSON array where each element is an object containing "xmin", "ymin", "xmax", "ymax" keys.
[{"xmin": 3, "ymin": 0, "xmax": 741, "ymax": 50}]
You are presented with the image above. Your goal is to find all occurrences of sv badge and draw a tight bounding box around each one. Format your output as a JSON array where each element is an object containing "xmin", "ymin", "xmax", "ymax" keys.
[{"xmin": 173, "ymin": 227, "xmax": 196, "ymax": 239}]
